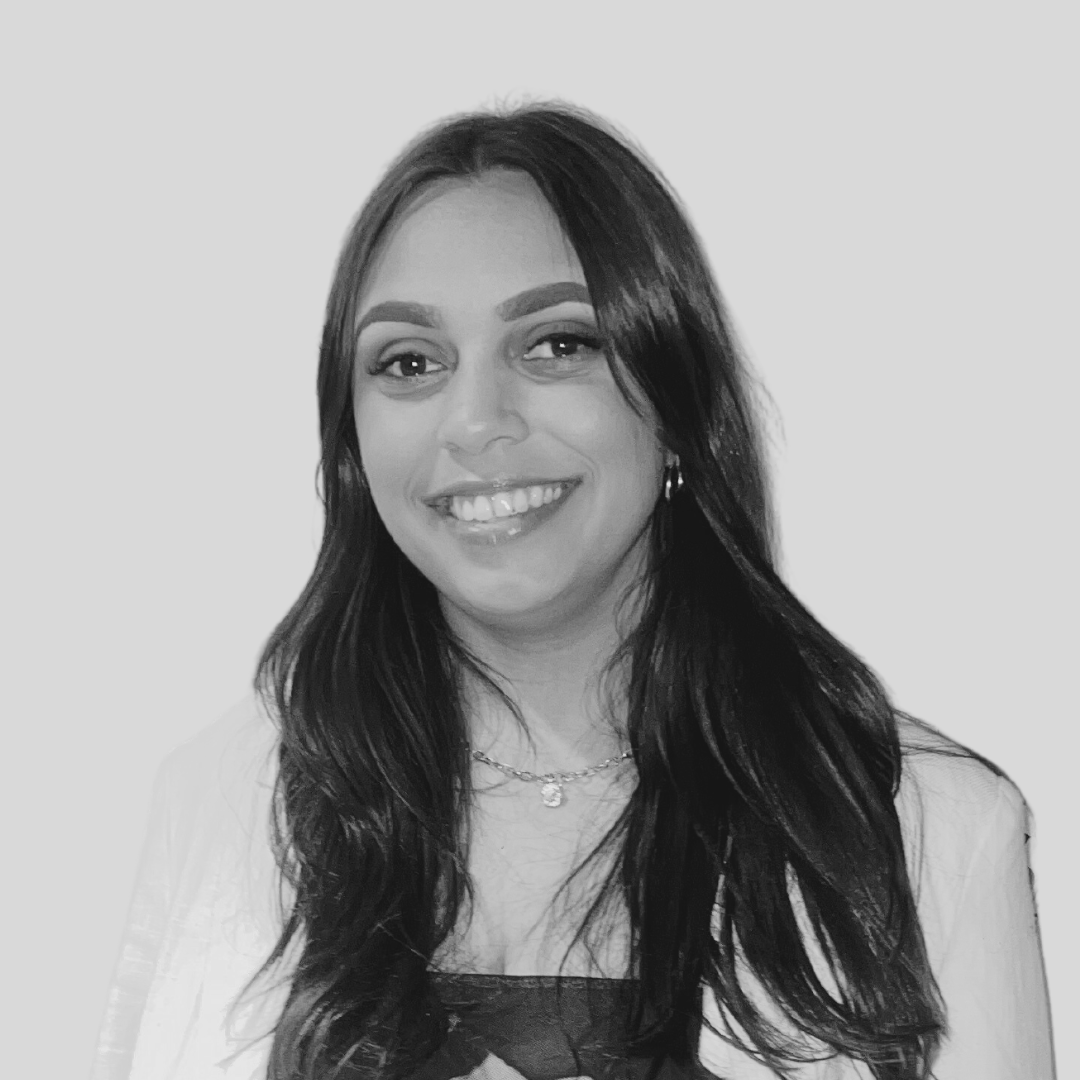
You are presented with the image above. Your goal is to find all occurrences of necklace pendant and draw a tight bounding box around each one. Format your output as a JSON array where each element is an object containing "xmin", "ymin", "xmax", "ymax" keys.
[{"xmin": 540, "ymin": 781, "xmax": 564, "ymax": 807}]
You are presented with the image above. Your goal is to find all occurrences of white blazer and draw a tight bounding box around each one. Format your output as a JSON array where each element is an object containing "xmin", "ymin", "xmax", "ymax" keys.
[{"xmin": 90, "ymin": 697, "xmax": 1055, "ymax": 1079}]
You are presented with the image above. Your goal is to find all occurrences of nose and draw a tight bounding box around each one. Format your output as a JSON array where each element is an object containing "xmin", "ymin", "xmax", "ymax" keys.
[{"xmin": 435, "ymin": 352, "xmax": 528, "ymax": 455}]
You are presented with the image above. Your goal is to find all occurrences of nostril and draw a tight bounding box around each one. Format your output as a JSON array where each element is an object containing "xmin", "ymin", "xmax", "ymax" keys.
[{"xmin": 436, "ymin": 394, "xmax": 529, "ymax": 454}]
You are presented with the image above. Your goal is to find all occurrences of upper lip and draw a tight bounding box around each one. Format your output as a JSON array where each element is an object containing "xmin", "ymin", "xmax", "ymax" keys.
[{"xmin": 422, "ymin": 476, "xmax": 581, "ymax": 505}]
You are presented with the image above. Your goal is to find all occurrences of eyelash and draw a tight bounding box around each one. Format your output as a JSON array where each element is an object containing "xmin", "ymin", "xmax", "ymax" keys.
[
  {"xmin": 370, "ymin": 351, "xmax": 442, "ymax": 379},
  {"xmin": 370, "ymin": 331, "xmax": 604, "ymax": 380},
  {"xmin": 522, "ymin": 331, "xmax": 603, "ymax": 363}
]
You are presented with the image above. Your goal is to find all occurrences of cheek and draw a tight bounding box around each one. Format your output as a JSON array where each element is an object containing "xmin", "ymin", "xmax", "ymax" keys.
[
  {"xmin": 352, "ymin": 397, "xmax": 422, "ymax": 509},
  {"xmin": 569, "ymin": 394, "xmax": 664, "ymax": 498}
]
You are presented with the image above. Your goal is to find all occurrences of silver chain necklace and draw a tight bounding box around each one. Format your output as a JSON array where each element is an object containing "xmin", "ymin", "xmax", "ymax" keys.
[{"xmin": 470, "ymin": 747, "xmax": 633, "ymax": 807}]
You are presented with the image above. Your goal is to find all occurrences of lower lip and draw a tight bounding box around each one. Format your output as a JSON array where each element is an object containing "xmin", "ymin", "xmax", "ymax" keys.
[{"xmin": 431, "ymin": 484, "xmax": 580, "ymax": 547}]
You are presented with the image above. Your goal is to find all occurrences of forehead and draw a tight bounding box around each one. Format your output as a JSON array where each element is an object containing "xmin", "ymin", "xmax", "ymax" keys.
[{"xmin": 360, "ymin": 171, "xmax": 585, "ymax": 311}]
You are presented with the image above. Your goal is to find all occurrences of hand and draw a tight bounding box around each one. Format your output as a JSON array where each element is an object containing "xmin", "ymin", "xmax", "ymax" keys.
[{"xmin": 450, "ymin": 1053, "xmax": 592, "ymax": 1080}]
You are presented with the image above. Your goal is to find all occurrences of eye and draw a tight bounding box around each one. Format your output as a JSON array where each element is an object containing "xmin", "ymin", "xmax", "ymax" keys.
[
  {"xmin": 371, "ymin": 351, "xmax": 446, "ymax": 380},
  {"xmin": 522, "ymin": 331, "xmax": 604, "ymax": 364}
]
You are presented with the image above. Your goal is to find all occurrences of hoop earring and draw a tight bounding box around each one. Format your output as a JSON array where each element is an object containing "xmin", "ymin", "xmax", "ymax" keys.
[{"xmin": 663, "ymin": 456, "xmax": 684, "ymax": 502}]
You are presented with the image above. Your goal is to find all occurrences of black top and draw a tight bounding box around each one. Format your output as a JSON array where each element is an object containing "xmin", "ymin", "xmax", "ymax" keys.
[{"xmin": 404, "ymin": 973, "xmax": 714, "ymax": 1080}]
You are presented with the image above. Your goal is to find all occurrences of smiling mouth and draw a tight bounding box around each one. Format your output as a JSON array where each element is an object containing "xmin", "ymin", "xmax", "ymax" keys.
[{"xmin": 426, "ymin": 479, "xmax": 580, "ymax": 523}]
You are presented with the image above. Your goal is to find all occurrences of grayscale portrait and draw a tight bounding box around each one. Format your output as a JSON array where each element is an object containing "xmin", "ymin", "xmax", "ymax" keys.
[{"xmin": 12, "ymin": 9, "xmax": 1068, "ymax": 1080}]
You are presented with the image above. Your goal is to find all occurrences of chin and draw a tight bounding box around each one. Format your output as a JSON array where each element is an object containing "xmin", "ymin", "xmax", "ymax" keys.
[{"xmin": 439, "ymin": 571, "xmax": 572, "ymax": 627}]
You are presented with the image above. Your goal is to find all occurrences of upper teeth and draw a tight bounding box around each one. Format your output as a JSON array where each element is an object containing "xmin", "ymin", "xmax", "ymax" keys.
[{"xmin": 450, "ymin": 484, "xmax": 566, "ymax": 522}]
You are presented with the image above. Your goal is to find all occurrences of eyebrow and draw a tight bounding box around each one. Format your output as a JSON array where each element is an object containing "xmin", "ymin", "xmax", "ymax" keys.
[
  {"xmin": 355, "ymin": 281, "xmax": 592, "ymax": 335},
  {"xmin": 495, "ymin": 281, "xmax": 592, "ymax": 320},
  {"xmin": 355, "ymin": 300, "xmax": 438, "ymax": 334}
]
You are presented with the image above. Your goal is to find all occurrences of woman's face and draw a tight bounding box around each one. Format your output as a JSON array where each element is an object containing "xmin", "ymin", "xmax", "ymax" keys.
[{"xmin": 353, "ymin": 170, "xmax": 665, "ymax": 632}]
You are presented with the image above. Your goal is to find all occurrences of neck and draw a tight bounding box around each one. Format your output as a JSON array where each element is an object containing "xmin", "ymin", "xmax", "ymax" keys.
[{"xmin": 443, "ymin": 573, "xmax": 646, "ymax": 773}]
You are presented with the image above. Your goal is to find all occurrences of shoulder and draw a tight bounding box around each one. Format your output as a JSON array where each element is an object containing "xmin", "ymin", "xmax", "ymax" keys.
[
  {"xmin": 157, "ymin": 693, "xmax": 279, "ymax": 803},
  {"xmin": 894, "ymin": 714, "xmax": 1028, "ymax": 839},
  {"xmin": 892, "ymin": 715, "xmax": 1032, "ymax": 953},
  {"xmin": 150, "ymin": 693, "xmax": 280, "ymax": 871}
]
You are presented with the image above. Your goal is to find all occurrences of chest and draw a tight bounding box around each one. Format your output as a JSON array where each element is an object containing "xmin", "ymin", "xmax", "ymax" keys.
[{"xmin": 435, "ymin": 777, "xmax": 633, "ymax": 976}]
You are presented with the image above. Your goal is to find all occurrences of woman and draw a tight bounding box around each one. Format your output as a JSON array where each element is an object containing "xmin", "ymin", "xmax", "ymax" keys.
[{"xmin": 93, "ymin": 104, "xmax": 1054, "ymax": 1080}]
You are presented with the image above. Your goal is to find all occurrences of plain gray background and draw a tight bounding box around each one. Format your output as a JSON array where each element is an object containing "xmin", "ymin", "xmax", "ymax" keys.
[{"xmin": 1, "ymin": 3, "xmax": 1074, "ymax": 1077}]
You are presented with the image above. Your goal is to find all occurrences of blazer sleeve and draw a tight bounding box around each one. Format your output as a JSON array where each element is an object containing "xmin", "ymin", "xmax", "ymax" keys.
[
  {"xmin": 919, "ymin": 768, "xmax": 1055, "ymax": 1079},
  {"xmin": 90, "ymin": 698, "xmax": 286, "ymax": 1080},
  {"xmin": 91, "ymin": 762, "xmax": 176, "ymax": 1080}
]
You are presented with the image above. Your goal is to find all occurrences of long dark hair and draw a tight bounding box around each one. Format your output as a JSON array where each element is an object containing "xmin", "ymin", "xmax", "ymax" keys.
[{"xmin": 254, "ymin": 103, "xmax": 945, "ymax": 1079}]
